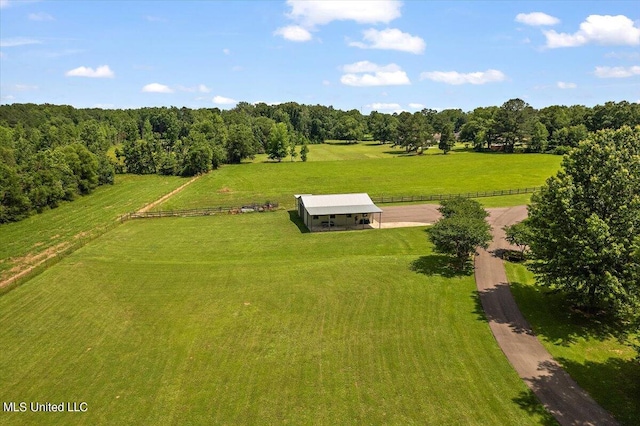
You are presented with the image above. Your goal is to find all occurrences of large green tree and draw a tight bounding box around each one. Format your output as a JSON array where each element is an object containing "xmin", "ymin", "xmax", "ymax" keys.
[
  {"xmin": 267, "ymin": 122, "xmax": 289, "ymax": 162},
  {"xmin": 368, "ymin": 111, "xmax": 398, "ymax": 144},
  {"xmin": 430, "ymin": 198, "xmax": 491, "ymax": 268},
  {"xmin": 492, "ymin": 98, "xmax": 533, "ymax": 152},
  {"xmin": 226, "ymin": 124, "xmax": 256, "ymax": 164},
  {"xmin": 396, "ymin": 112, "xmax": 432, "ymax": 153},
  {"xmin": 335, "ymin": 114, "xmax": 365, "ymax": 144},
  {"xmin": 527, "ymin": 126, "xmax": 640, "ymax": 317},
  {"xmin": 438, "ymin": 122, "xmax": 455, "ymax": 154}
]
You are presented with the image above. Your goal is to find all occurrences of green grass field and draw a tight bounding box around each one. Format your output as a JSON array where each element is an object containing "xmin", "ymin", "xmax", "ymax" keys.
[
  {"xmin": 0, "ymin": 212, "xmax": 554, "ymax": 425},
  {"xmin": 506, "ymin": 262, "xmax": 640, "ymax": 425},
  {"xmin": 161, "ymin": 149, "xmax": 561, "ymax": 210},
  {"xmin": 0, "ymin": 174, "xmax": 185, "ymax": 282},
  {"xmin": 251, "ymin": 141, "xmax": 470, "ymax": 163}
]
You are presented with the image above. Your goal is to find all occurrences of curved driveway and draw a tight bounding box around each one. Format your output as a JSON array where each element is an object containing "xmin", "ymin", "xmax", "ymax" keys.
[
  {"xmin": 476, "ymin": 206, "xmax": 618, "ymax": 426},
  {"xmin": 381, "ymin": 203, "xmax": 618, "ymax": 424}
]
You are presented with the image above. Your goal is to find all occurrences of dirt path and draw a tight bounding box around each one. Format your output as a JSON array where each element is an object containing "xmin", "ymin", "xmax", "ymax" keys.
[
  {"xmin": 1, "ymin": 175, "xmax": 202, "ymax": 290},
  {"xmin": 476, "ymin": 206, "xmax": 618, "ymax": 426},
  {"xmin": 137, "ymin": 175, "xmax": 201, "ymax": 213}
]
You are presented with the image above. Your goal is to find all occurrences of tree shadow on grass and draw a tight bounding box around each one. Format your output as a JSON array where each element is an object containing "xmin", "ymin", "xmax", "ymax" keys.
[
  {"xmin": 324, "ymin": 141, "xmax": 358, "ymax": 146},
  {"xmin": 288, "ymin": 210, "xmax": 309, "ymax": 234},
  {"xmin": 508, "ymin": 278, "xmax": 633, "ymax": 346},
  {"xmin": 471, "ymin": 285, "xmax": 536, "ymax": 336},
  {"xmin": 518, "ymin": 359, "xmax": 635, "ymax": 425},
  {"xmin": 409, "ymin": 255, "xmax": 472, "ymax": 278},
  {"xmin": 551, "ymin": 356, "xmax": 640, "ymax": 425},
  {"xmin": 511, "ymin": 389, "xmax": 559, "ymax": 426},
  {"xmin": 383, "ymin": 150, "xmax": 415, "ymax": 156}
]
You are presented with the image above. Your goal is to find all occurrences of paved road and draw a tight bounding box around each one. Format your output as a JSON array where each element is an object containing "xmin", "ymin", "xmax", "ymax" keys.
[{"xmin": 476, "ymin": 206, "xmax": 618, "ymax": 426}]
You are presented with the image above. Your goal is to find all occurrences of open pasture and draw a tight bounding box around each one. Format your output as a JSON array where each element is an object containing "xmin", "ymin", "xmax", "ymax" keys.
[
  {"xmin": 0, "ymin": 212, "xmax": 552, "ymax": 425},
  {"xmin": 251, "ymin": 141, "xmax": 469, "ymax": 163},
  {"xmin": 161, "ymin": 150, "xmax": 562, "ymax": 210},
  {"xmin": 0, "ymin": 174, "xmax": 185, "ymax": 283}
]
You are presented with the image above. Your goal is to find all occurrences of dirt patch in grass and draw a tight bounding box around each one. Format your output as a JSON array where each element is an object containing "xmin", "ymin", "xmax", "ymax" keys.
[
  {"xmin": 0, "ymin": 241, "xmax": 72, "ymax": 288},
  {"xmin": 138, "ymin": 175, "xmax": 201, "ymax": 213}
]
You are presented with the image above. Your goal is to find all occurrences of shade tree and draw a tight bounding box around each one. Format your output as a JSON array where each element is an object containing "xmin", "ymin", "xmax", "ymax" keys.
[
  {"xmin": 527, "ymin": 126, "xmax": 640, "ymax": 317},
  {"xmin": 430, "ymin": 197, "xmax": 492, "ymax": 268}
]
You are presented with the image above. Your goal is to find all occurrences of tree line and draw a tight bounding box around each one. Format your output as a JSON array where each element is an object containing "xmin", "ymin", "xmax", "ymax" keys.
[{"xmin": 1, "ymin": 100, "xmax": 639, "ymax": 223}]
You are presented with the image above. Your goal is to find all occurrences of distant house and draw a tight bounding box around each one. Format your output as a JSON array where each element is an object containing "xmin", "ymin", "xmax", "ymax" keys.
[{"xmin": 295, "ymin": 193, "xmax": 383, "ymax": 232}]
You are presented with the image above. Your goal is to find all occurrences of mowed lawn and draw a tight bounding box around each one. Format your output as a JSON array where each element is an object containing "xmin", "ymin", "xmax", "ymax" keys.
[
  {"xmin": 0, "ymin": 174, "xmax": 185, "ymax": 281},
  {"xmin": 506, "ymin": 263, "xmax": 640, "ymax": 425},
  {"xmin": 0, "ymin": 212, "xmax": 553, "ymax": 425},
  {"xmin": 161, "ymin": 151, "xmax": 562, "ymax": 210}
]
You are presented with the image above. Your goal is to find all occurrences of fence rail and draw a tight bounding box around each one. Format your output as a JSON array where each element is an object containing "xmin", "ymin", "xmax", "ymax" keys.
[
  {"xmin": 371, "ymin": 187, "xmax": 541, "ymax": 204},
  {"xmin": 120, "ymin": 202, "xmax": 279, "ymax": 221}
]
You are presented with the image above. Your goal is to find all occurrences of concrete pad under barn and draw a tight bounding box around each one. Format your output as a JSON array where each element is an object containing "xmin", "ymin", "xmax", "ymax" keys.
[{"xmin": 379, "ymin": 204, "xmax": 442, "ymax": 228}]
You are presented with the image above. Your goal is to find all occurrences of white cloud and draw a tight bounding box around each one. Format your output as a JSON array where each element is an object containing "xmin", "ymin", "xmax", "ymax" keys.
[
  {"xmin": 28, "ymin": 12, "xmax": 54, "ymax": 21},
  {"xmin": 342, "ymin": 61, "xmax": 382, "ymax": 73},
  {"xmin": 0, "ymin": 37, "xmax": 41, "ymax": 47},
  {"xmin": 285, "ymin": 0, "xmax": 401, "ymax": 28},
  {"xmin": 557, "ymin": 81, "xmax": 577, "ymax": 89},
  {"xmin": 213, "ymin": 95, "xmax": 237, "ymax": 105},
  {"xmin": 408, "ymin": 103, "xmax": 425, "ymax": 109},
  {"xmin": 176, "ymin": 84, "xmax": 210, "ymax": 93},
  {"xmin": 274, "ymin": 25, "xmax": 312, "ymax": 42},
  {"xmin": 93, "ymin": 103, "xmax": 115, "ymax": 109},
  {"xmin": 341, "ymin": 72, "xmax": 410, "ymax": 87},
  {"xmin": 366, "ymin": 102, "xmax": 401, "ymax": 110},
  {"xmin": 322, "ymin": 80, "xmax": 331, "ymax": 86},
  {"xmin": 176, "ymin": 85, "xmax": 194, "ymax": 92},
  {"xmin": 340, "ymin": 61, "xmax": 410, "ymax": 87},
  {"xmin": 544, "ymin": 15, "xmax": 640, "ymax": 48},
  {"xmin": 276, "ymin": 0, "xmax": 402, "ymax": 42},
  {"xmin": 349, "ymin": 28, "xmax": 425, "ymax": 54},
  {"xmin": 223, "ymin": 48, "xmax": 230, "ymax": 55},
  {"xmin": 65, "ymin": 65, "xmax": 115, "ymax": 78},
  {"xmin": 13, "ymin": 84, "xmax": 38, "ymax": 91},
  {"xmin": 594, "ymin": 65, "xmax": 640, "ymax": 78},
  {"xmin": 0, "ymin": 0, "xmax": 9, "ymax": 9},
  {"xmin": 515, "ymin": 12, "xmax": 559, "ymax": 26},
  {"xmin": 420, "ymin": 69, "xmax": 506, "ymax": 85},
  {"xmin": 142, "ymin": 83, "xmax": 173, "ymax": 93}
]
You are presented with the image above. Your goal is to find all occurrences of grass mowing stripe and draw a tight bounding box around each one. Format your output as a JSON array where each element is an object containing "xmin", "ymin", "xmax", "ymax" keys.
[
  {"xmin": 0, "ymin": 174, "xmax": 185, "ymax": 281},
  {"xmin": 1, "ymin": 213, "xmax": 552, "ymax": 424}
]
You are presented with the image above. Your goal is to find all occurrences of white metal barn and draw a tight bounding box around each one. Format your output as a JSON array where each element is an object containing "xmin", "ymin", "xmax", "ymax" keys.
[{"xmin": 294, "ymin": 193, "xmax": 383, "ymax": 232}]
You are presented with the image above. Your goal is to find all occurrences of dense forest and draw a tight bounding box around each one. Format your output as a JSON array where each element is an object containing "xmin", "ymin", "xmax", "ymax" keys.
[{"xmin": 1, "ymin": 100, "xmax": 639, "ymax": 223}]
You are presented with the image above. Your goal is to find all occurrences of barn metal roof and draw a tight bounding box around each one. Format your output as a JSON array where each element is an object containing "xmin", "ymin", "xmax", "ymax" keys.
[{"xmin": 299, "ymin": 193, "xmax": 382, "ymax": 216}]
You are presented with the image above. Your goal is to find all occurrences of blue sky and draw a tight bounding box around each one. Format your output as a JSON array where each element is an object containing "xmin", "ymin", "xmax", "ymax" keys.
[{"xmin": 1, "ymin": 0, "xmax": 639, "ymax": 112}]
